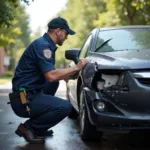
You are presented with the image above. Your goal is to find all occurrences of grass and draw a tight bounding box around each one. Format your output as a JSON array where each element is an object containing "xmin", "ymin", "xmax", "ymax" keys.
[
  {"xmin": 0, "ymin": 71, "xmax": 13, "ymax": 84},
  {"xmin": 0, "ymin": 79, "xmax": 11, "ymax": 84}
]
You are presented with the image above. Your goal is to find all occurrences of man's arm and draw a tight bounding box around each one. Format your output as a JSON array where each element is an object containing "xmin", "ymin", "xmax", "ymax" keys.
[{"xmin": 44, "ymin": 59, "xmax": 88, "ymax": 82}]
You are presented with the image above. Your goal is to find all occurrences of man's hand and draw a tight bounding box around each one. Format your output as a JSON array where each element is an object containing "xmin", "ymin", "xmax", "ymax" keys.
[
  {"xmin": 64, "ymin": 71, "xmax": 80, "ymax": 82},
  {"xmin": 76, "ymin": 59, "xmax": 89, "ymax": 70},
  {"xmin": 44, "ymin": 59, "xmax": 89, "ymax": 82},
  {"xmin": 64, "ymin": 59, "xmax": 88, "ymax": 82}
]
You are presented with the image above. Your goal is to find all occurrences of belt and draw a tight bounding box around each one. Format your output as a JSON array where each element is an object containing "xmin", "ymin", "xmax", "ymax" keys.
[
  {"xmin": 27, "ymin": 89, "xmax": 41, "ymax": 95},
  {"xmin": 13, "ymin": 89, "xmax": 41, "ymax": 94},
  {"xmin": 9, "ymin": 89, "xmax": 41, "ymax": 102},
  {"xmin": 9, "ymin": 89, "xmax": 41, "ymax": 103}
]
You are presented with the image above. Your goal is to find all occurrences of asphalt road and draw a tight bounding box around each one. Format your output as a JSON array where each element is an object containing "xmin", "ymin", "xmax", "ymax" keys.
[{"xmin": 0, "ymin": 81, "xmax": 150, "ymax": 150}]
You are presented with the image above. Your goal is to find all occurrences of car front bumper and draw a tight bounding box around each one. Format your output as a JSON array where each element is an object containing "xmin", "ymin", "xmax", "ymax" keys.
[{"xmin": 84, "ymin": 80, "xmax": 150, "ymax": 133}]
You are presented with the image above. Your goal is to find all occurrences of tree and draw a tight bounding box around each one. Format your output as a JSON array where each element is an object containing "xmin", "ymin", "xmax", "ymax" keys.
[
  {"xmin": 55, "ymin": 0, "xmax": 106, "ymax": 68},
  {"xmin": 0, "ymin": 0, "xmax": 31, "ymax": 70},
  {"xmin": 0, "ymin": 2, "xmax": 31, "ymax": 46},
  {"xmin": 94, "ymin": 0, "xmax": 150, "ymax": 27},
  {"xmin": 0, "ymin": 0, "xmax": 33, "ymax": 27},
  {"xmin": 116, "ymin": 0, "xmax": 150, "ymax": 25},
  {"xmin": 54, "ymin": 0, "xmax": 150, "ymax": 68}
]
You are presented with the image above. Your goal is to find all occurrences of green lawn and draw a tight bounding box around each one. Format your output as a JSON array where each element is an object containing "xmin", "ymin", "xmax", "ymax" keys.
[
  {"xmin": 0, "ymin": 71, "xmax": 13, "ymax": 84},
  {"xmin": 0, "ymin": 78, "xmax": 11, "ymax": 84}
]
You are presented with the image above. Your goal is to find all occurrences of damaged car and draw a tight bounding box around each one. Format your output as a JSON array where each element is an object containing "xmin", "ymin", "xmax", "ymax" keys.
[{"xmin": 65, "ymin": 26, "xmax": 150, "ymax": 141}]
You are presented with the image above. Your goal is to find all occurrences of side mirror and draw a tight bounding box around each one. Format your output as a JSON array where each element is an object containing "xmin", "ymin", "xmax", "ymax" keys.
[{"xmin": 65, "ymin": 48, "xmax": 80, "ymax": 64}]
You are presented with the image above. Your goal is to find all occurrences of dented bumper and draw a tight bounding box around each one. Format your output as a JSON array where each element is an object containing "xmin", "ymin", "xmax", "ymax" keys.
[{"xmin": 83, "ymin": 70, "xmax": 150, "ymax": 132}]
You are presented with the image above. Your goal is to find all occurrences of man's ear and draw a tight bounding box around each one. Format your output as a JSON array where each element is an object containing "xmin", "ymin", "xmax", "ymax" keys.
[{"xmin": 55, "ymin": 28, "xmax": 60, "ymax": 35}]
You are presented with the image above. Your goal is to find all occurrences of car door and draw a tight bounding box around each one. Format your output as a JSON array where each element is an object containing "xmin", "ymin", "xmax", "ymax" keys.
[{"xmin": 67, "ymin": 34, "xmax": 93, "ymax": 108}]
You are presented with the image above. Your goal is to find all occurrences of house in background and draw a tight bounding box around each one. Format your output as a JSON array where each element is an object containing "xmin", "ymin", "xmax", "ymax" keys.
[{"xmin": 0, "ymin": 47, "xmax": 10, "ymax": 75}]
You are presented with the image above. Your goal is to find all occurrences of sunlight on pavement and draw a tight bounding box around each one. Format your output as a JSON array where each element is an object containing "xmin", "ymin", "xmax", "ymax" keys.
[
  {"xmin": 0, "ymin": 109, "xmax": 3, "ymax": 112},
  {"xmin": 0, "ymin": 93, "xmax": 9, "ymax": 96},
  {"xmin": 0, "ymin": 81, "xmax": 66, "ymax": 97},
  {"xmin": 0, "ymin": 82, "xmax": 12, "ymax": 90}
]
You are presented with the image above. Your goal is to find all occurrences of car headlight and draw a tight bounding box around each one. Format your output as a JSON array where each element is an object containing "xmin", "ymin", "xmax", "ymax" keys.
[
  {"xmin": 97, "ymin": 80, "xmax": 105, "ymax": 90},
  {"xmin": 96, "ymin": 74, "xmax": 120, "ymax": 91},
  {"xmin": 96, "ymin": 101, "xmax": 106, "ymax": 112}
]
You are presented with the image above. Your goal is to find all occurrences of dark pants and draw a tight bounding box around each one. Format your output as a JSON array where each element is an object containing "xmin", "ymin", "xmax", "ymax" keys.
[{"xmin": 10, "ymin": 81, "xmax": 72, "ymax": 135}]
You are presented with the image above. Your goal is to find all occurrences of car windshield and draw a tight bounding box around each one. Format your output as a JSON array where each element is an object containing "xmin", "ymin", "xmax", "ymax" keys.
[{"xmin": 96, "ymin": 28, "xmax": 150, "ymax": 52}]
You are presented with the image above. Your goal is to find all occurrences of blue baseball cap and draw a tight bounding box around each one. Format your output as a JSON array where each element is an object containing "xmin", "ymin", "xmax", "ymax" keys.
[{"xmin": 48, "ymin": 17, "xmax": 76, "ymax": 35}]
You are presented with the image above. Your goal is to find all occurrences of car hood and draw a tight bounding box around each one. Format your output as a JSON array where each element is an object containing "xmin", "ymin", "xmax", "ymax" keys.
[{"xmin": 89, "ymin": 49, "xmax": 150, "ymax": 70}]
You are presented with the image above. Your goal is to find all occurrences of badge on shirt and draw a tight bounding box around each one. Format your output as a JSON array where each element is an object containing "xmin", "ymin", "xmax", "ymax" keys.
[{"xmin": 43, "ymin": 49, "xmax": 52, "ymax": 59}]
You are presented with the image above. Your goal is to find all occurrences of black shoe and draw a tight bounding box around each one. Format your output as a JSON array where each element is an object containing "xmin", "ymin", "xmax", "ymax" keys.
[
  {"xmin": 15, "ymin": 123, "xmax": 45, "ymax": 144},
  {"xmin": 36, "ymin": 130, "xmax": 53, "ymax": 138}
]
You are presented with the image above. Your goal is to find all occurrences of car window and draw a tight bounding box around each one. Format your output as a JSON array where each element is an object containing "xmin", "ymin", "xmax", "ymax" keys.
[
  {"xmin": 96, "ymin": 28, "xmax": 150, "ymax": 52},
  {"xmin": 79, "ymin": 35, "xmax": 92, "ymax": 58}
]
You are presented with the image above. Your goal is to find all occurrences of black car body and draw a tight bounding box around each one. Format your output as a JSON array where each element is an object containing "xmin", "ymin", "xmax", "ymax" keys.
[{"xmin": 65, "ymin": 26, "xmax": 150, "ymax": 141}]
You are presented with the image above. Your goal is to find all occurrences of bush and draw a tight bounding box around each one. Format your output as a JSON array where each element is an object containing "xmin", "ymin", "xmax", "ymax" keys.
[{"xmin": 0, "ymin": 71, "xmax": 13, "ymax": 78}]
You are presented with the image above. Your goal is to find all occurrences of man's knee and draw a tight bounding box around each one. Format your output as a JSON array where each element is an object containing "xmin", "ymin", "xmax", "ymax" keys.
[
  {"xmin": 65, "ymin": 101, "xmax": 73, "ymax": 114},
  {"xmin": 59, "ymin": 100, "xmax": 72, "ymax": 116}
]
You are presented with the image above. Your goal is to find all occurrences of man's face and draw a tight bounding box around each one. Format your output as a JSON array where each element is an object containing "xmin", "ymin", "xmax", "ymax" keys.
[{"xmin": 56, "ymin": 28, "xmax": 68, "ymax": 46}]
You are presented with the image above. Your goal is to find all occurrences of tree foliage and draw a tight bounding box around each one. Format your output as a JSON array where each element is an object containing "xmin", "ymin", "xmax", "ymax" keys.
[
  {"xmin": 1, "ymin": 0, "xmax": 150, "ymax": 68},
  {"xmin": 0, "ymin": 0, "xmax": 31, "ymax": 70},
  {"xmin": 0, "ymin": 0, "xmax": 33, "ymax": 27},
  {"xmin": 94, "ymin": 0, "xmax": 150, "ymax": 27},
  {"xmin": 0, "ymin": 1, "xmax": 31, "ymax": 47},
  {"xmin": 55, "ymin": 0, "xmax": 106, "ymax": 67},
  {"xmin": 54, "ymin": 0, "xmax": 150, "ymax": 68}
]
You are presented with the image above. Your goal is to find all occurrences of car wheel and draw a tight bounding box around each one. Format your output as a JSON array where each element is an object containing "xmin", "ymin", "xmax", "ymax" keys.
[
  {"xmin": 79, "ymin": 86, "xmax": 103, "ymax": 141},
  {"xmin": 68, "ymin": 107, "xmax": 78, "ymax": 119},
  {"xmin": 66, "ymin": 83, "xmax": 78, "ymax": 119}
]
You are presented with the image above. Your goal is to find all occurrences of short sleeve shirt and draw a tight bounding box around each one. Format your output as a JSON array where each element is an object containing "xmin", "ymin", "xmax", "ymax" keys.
[{"xmin": 12, "ymin": 33, "xmax": 57, "ymax": 91}]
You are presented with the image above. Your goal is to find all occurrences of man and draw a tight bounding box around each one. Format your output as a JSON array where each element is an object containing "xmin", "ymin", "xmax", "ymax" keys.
[{"xmin": 9, "ymin": 17, "xmax": 88, "ymax": 144}]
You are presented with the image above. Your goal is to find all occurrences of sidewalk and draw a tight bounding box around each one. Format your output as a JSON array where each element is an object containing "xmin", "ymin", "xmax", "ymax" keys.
[
  {"xmin": 0, "ymin": 82, "xmax": 12, "ymax": 90},
  {"xmin": 0, "ymin": 80, "xmax": 80, "ymax": 150},
  {"xmin": 0, "ymin": 80, "xmax": 66, "ymax": 91}
]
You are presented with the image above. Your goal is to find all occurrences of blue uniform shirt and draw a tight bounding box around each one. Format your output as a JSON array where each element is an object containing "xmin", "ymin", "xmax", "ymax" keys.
[{"xmin": 12, "ymin": 33, "xmax": 57, "ymax": 92}]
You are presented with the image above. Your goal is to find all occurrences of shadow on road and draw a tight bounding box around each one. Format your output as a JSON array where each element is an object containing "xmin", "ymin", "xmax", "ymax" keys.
[
  {"xmin": 1, "ymin": 84, "xmax": 150, "ymax": 150},
  {"xmin": 83, "ymin": 129, "xmax": 150, "ymax": 150},
  {"xmin": 15, "ymin": 144, "xmax": 50, "ymax": 150}
]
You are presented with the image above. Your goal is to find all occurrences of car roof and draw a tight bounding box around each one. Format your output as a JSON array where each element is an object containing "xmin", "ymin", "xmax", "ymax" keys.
[{"xmin": 97, "ymin": 25, "xmax": 150, "ymax": 31}]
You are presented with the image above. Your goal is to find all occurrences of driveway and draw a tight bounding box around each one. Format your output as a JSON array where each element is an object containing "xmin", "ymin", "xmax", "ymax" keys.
[{"xmin": 0, "ymin": 81, "xmax": 150, "ymax": 150}]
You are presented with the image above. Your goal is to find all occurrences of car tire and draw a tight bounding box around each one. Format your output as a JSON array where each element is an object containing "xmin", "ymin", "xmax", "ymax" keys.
[
  {"xmin": 66, "ymin": 83, "xmax": 78, "ymax": 119},
  {"xmin": 68, "ymin": 107, "xmax": 78, "ymax": 119},
  {"xmin": 79, "ymin": 86, "xmax": 103, "ymax": 141}
]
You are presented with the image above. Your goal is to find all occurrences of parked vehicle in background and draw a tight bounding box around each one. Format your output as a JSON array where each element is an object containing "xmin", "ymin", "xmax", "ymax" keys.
[{"xmin": 65, "ymin": 26, "xmax": 150, "ymax": 141}]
